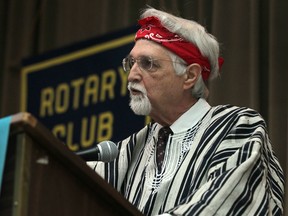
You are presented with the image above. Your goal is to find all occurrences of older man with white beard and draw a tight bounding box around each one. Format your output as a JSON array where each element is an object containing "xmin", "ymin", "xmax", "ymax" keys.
[{"xmin": 88, "ymin": 7, "xmax": 284, "ymax": 216}]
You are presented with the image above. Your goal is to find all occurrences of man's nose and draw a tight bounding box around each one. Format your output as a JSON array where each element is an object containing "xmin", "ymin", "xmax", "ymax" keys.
[{"xmin": 127, "ymin": 63, "xmax": 142, "ymax": 82}]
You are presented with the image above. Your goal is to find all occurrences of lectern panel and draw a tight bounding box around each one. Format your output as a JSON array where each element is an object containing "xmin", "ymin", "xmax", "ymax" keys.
[{"xmin": 0, "ymin": 113, "xmax": 142, "ymax": 216}]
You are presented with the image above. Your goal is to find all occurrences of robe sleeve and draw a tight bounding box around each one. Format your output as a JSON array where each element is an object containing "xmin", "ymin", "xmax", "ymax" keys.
[
  {"xmin": 87, "ymin": 136, "xmax": 134, "ymax": 190},
  {"xmin": 87, "ymin": 124, "xmax": 150, "ymax": 191}
]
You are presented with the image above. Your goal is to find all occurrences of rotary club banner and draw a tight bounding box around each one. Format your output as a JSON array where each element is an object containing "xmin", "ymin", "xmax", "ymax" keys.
[{"xmin": 21, "ymin": 26, "xmax": 149, "ymax": 152}]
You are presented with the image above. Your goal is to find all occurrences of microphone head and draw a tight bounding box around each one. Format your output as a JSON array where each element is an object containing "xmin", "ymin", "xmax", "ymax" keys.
[{"xmin": 97, "ymin": 141, "xmax": 119, "ymax": 162}]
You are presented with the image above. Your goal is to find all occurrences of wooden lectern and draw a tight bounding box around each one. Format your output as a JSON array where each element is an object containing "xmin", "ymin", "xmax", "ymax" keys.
[{"xmin": 0, "ymin": 112, "xmax": 143, "ymax": 216}]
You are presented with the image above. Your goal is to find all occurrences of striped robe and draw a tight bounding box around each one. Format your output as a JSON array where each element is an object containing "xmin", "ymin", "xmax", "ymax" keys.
[{"xmin": 88, "ymin": 99, "xmax": 284, "ymax": 215}]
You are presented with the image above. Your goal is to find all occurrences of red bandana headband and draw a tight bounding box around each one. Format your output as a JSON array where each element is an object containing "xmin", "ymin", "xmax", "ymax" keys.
[{"xmin": 135, "ymin": 16, "xmax": 224, "ymax": 80}]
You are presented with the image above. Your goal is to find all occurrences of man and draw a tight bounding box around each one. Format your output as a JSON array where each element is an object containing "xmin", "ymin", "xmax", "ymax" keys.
[{"xmin": 89, "ymin": 7, "xmax": 284, "ymax": 215}]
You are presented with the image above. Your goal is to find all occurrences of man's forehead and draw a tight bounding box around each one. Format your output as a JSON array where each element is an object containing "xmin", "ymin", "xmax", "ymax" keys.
[{"xmin": 130, "ymin": 39, "xmax": 170, "ymax": 57}]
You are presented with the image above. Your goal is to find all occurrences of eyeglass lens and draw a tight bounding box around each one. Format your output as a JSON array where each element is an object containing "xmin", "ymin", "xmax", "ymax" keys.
[{"xmin": 122, "ymin": 56, "xmax": 154, "ymax": 72}]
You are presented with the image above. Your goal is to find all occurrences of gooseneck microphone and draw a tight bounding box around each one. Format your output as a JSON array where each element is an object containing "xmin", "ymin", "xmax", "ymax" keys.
[{"xmin": 76, "ymin": 141, "xmax": 119, "ymax": 162}]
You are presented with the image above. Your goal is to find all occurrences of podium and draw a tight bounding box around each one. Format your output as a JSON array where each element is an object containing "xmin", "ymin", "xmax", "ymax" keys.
[{"xmin": 0, "ymin": 112, "xmax": 143, "ymax": 216}]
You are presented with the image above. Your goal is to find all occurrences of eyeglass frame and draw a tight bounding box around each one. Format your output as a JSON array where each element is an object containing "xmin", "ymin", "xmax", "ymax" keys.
[{"xmin": 122, "ymin": 55, "xmax": 187, "ymax": 73}]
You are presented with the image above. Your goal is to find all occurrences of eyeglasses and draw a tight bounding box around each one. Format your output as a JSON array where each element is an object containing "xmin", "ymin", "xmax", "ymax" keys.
[{"xmin": 122, "ymin": 55, "xmax": 186, "ymax": 73}]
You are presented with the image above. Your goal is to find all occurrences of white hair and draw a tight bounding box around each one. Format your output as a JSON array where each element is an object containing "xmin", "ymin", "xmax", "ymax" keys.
[{"xmin": 140, "ymin": 7, "xmax": 221, "ymax": 81}]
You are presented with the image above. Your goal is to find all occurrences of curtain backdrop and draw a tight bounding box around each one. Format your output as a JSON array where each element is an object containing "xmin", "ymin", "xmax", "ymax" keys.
[{"xmin": 1, "ymin": 0, "xmax": 287, "ymax": 213}]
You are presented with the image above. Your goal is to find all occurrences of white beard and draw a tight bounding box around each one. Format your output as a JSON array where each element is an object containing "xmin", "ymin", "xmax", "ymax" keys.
[{"xmin": 128, "ymin": 82, "xmax": 151, "ymax": 115}]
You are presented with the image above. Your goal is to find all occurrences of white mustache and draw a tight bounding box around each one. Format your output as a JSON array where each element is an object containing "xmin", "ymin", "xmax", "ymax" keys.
[{"xmin": 128, "ymin": 82, "xmax": 147, "ymax": 94}]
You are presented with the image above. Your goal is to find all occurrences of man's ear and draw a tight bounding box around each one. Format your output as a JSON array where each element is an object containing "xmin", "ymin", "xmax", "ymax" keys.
[{"xmin": 183, "ymin": 64, "xmax": 202, "ymax": 90}]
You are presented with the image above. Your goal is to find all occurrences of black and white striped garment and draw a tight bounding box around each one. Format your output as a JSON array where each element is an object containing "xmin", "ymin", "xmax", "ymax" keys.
[{"xmin": 89, "ymin": 99, "xmax": 284, "ymax": 216}]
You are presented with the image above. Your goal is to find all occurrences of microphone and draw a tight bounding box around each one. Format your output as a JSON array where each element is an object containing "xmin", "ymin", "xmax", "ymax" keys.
[{"xmin": 76, "ymin": 141, "xmax": 119, "ymax": 162}]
